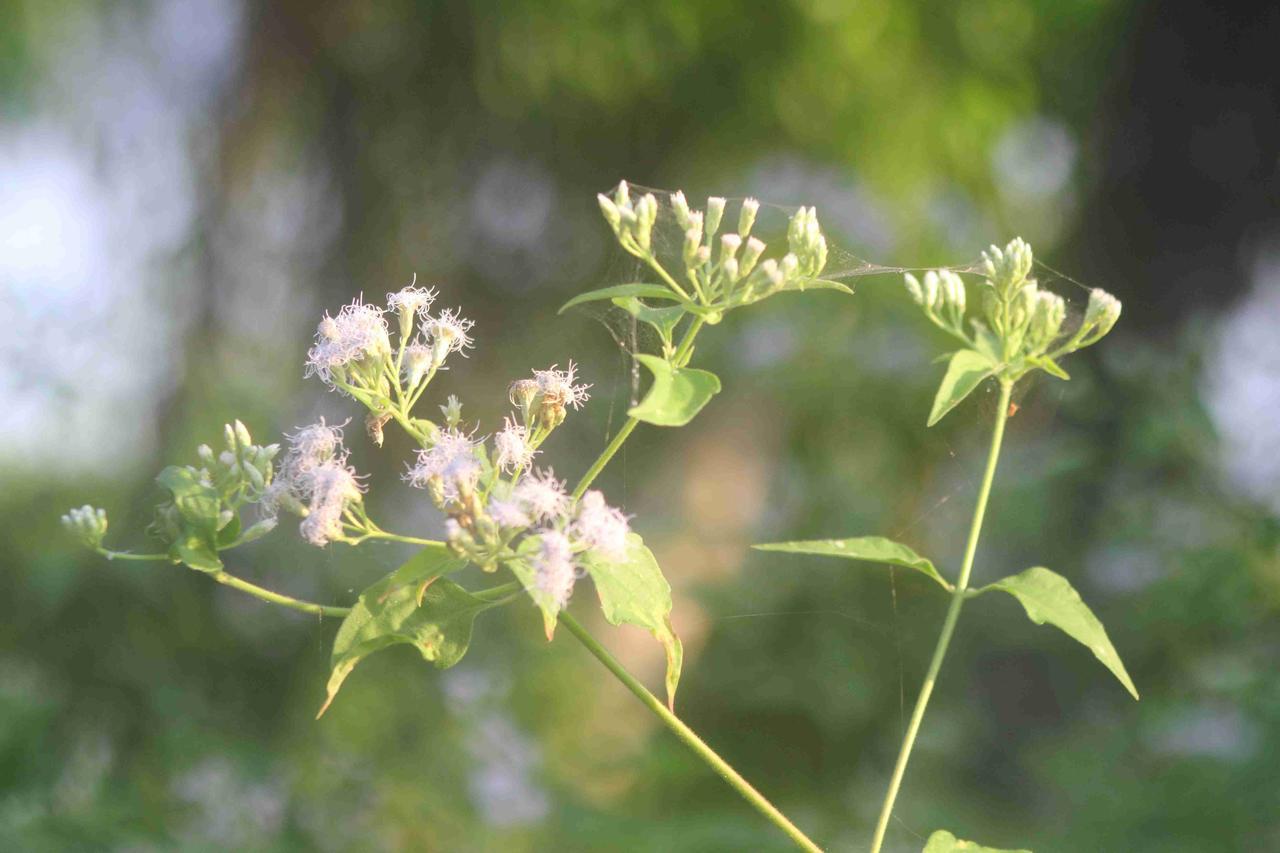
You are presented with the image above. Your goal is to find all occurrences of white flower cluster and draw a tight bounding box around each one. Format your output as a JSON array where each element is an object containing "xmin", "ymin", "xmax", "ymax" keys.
[
  {"xmin": 305, "ymin": 284, "xmax": 474, "ymax": 400},
  {"xmin": 405, "ymin": 427, "xmax": 483, "ymax": 501},
  {"xmin": 267, "ymin": 418, "xmax": 366, "ymax": 546}
]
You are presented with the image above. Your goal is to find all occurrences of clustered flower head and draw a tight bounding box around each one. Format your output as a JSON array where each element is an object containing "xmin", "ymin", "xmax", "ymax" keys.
[
  {"xmin": 405, "ymin": 427, "xmax": 482, "ymax": 502},
  {"xmin": 598, "ymin": 182, "xmax": 833, "ymax": 321},
  {"xmin": 508, "ymin": 363, "xmax": 592, "ymax": 432},
  {"xmin": 903, "ymin": 237, "xmax": 1122, "ymax": 377},
  {"xmin": 305, "ymin": 284, "xmax": 474, "ymax": 403},
  {"xmin": 268, "ymin": 418, "xmax": 366, "ymax": 547}
]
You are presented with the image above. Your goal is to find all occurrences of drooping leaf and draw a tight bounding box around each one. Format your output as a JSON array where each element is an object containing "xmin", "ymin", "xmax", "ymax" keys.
[
  {"xmin": 504, "ymin": 555, "xmax": 559, "ymax": 641},
  {"xmin": 559, "ymin": 283, "xmax": 680, "ymax": 313},
  {"xmin": 582, "ymin": 533, "xmax": 683, "ymax": 709},
  {"xmin": 317, "ymin": 548, "xmax": 477, "ymax": 717},
  {"xmin": 612, "ymin": 296, "xmax": 685, "ymax": 343},
  {"xmin": 929, "ymin": 349, "xmax": 996, "ymax": 427},
  {"xmin": 158, "ymin": 466, "xmax": 222, "ymax": 534},
  {"xmin": 976, "ymin": 566, "xmax": 1139, "ymax": 700},
  {"xmin": 922, "ymin": 829, "xmax": 1031, "ymax": 853},
  {"xmin": 753, "ymin": 536, "xmax": 951, "ymax": 590},
  {"xmin": 628, "ymin": 353, "xmax": 721, "ymax": 427}
]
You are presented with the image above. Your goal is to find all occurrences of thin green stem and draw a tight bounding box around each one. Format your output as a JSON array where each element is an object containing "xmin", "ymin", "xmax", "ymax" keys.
[
  {"xmin": 558, "ymin": 612, "xmax": 822, "ymax": 852},
  {"xmin": 570, "ymin": 317, "xmax": 706, "ymax": 500},
  {"xmin": 571, "ymin": 418, "xmax": 638, "ymax": 500},
  {"xmin": 869, "ymin": 379, "xmax": 1013, "ymax": 853},
  {"xmin": 211, "ymin": 571, "xmax": 351, "ymax": 617},
  {"xmin": 97, "ymin": 549, "xmax": 170, "ymax": 562}
]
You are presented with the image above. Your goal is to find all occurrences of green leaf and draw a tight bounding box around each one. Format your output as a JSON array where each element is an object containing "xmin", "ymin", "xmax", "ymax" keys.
[
  {"xmin": 1032, "ymin": 355, "xmax": 1070, "ymax": 380},
  {"xmin": 753, "ymin": 536, "xmax": 950, "ymax": 590},
  {"xmin": 929, "ymin": 349, "xmax": 996, "ymax": 427},
  {"xmin": 170, "ymin": 531, "xmax": 223, "ymax": 572},
  {"xmin": 612, "ymin": 296, "xmax": 685, "ymax": 343},
  {"xmin": 156, "ymin": 465, "xmax": 208, "ymax": 498},
  {"xmin": 559, "ymin": 283, "xmax": 679, "ymax": 314},
  {"xmin": 923, "ymin": 829, "xmax": 1031, "ymax": 853},
  {"xmin": 628, "ymin": 353, "xmax": 721, "ymax": 427},
  {"xmin": 582, "ymin": 533, "xmax": 684, "ymax": 710},
  {"xmin": 503, "ymin": 555, "xmax": 559, "ymax": 641},
  {"xmin": 317, "ymin": 547, "xmax": 476, "ymax": 717},
  {"xmin": 976, "ymin": 567, "xmax": 1139, "ymax": 700}
]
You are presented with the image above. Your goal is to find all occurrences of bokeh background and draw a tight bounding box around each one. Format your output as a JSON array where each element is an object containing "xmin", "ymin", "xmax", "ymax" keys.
[{"xmin": 3, "ymin": 1, "xmax": 1278, "ymax": 850}]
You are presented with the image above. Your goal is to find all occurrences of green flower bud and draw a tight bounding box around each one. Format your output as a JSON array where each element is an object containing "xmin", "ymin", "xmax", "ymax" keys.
[
  {"xmin": 738, "ymin": 197, "xmax": 759, "ymax": 238},
  {"xmin": 705, "ymin": 196, "xmax": 726, "ymax": 238},
  {"xmin": 61, "ymin": 505, "xmax": 109, "ymax": 549},
  {"xmin": 597, "ymin": 193, "xmax": 621, "ymax": 231},
  {"xmin": 440, "ymin": 394, "xmax": 464, "ymax": 427},
  {"xmin": 1083, "ymin": 288, "xmax": 1122, "ymax": 341},
  {"xmin": 740, "ymin": 236, "xmax": 765, "ymax": 276},
  {"xmin": 904, "ymin": 273, "xmax": 924, "ymax": 305},
  {"xmin": 670, "ymin": 190, "xmax": 692, "ymax": 229}
]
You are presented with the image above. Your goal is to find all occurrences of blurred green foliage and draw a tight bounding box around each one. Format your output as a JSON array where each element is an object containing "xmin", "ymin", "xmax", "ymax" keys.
[{"xmin": 2, "ymin": 1, "xmax": 1277, "ymax": 851}]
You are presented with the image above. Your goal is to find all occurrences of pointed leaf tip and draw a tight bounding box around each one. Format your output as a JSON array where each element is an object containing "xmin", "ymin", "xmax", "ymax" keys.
[
  {"xmin": 628, "ymin": 354, "xmax": 721, "ymax": 427},
  {"xmin": 754, "ymin": 536, "xmax": 951, "ymax": 590},
  {"xmin": 929, "ymin": 350, "xmax": 996, "ymax": 427},
  {"xmin": 977, "ymin": 566, "xmax": 1138, "ymax": 700}
]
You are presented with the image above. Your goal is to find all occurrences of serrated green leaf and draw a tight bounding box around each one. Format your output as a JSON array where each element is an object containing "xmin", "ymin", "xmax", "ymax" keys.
[
  {"xmin": 317, "ymin": 554, "xmax": 489, "ymax": 718},
  {"xmin": 753, "ymin": 536, "xmax": 951, "ymax": 590},
  {"xmin": 976, "ymin": 566, "xmax": 1138, "ymax": 700},
  {"xmin": 612, "ymin": 296, "xmax": 686, "ymax": 343},
  {"xmin": 582, "ymin": 534, "xmax": 683, "ymax": 710},
  {"xmin": 929, "ymin": 350, "xmax": 996, "ymax": 427},
  {"xmin": 628, "ymin": 353, "xmax": 721, "ymax": 427},
  {"xmin": 559, "ymin": 283, "xmax": 679, "ymax": 314},
  {"xmin": 1032, "ymin": 355, "xmax": 1070, "ymax": 380},
  {"xmin": 923, "ymin": 829, "xmax": 1031, "ymax": 853}
]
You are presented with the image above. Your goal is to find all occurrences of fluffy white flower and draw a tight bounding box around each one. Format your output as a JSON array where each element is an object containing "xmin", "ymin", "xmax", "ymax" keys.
[
  {"xmin": 386, "ymin": 281, "xmax": 438, "ymax": 317},
  {"xmin": 305, "ymin": 297, "xmax": 391, "ymax": 384},
  {"xmin": 572, "ymin": 490, "xmax": 630, "ymax": 561},
  {"xmin": 494, "ymin": 417, "xmax": 536, "ymax": 473},
  {"xmin": 513, "ymin": 469, "xmax": 569, "ymax": 522},
  {"xmin": 532, "ymin": 529, "xmax": 577, "ymax": 611},
  {"xmin": 424, "ymin": 307, "xmax": 475, "ymax": 365},
  {"xmin": 283, "ymin": 418, "xmax": 346, "ymax": 477},
  {"xmin": 487, "ymin": 497, "xmax": 531, "ymax": 529},
  {"xmin": 297, "ymin": 461, "xmax": 365, "ymax": 546},
  {"xmin": 406, "ymin": 427, "xmax": 481, "ymax": 499},
  {"xmin": 533, "ymin": 362, "xmax": 591, "ymax": 410}
]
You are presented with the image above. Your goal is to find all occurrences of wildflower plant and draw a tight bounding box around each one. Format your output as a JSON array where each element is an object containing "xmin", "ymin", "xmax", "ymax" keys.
[
  {"xmin": 63, "ymin": 176, "xmax": 1128, "ymax": 851},
  {"xmin": 758, "ymin": 238, "xmax": 1134, "ymax": 853},
  {"xmin": 64, "ymin": 182, "xmax": 843, "ymax": 852}
]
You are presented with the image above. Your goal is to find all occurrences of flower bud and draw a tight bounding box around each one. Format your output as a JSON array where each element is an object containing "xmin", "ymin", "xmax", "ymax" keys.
[
  {"xmin": 403, "ymin": 344, "xmax": 432, "ymax": 388},
  {"xmin": 614, "ymin": 180, "xmax": 631, "ymax": 209},
  {"xmin": 234, "ymin": 420, "xmax": 253, "ymax": 450},
  {"xmin": 705, "ymin": 196, "xmax": 726, "ymax": 238},
  {"xmin": 740, "ymin": 236, "xmax": 765, "ymax": 275},
  {"xmin": 720, "ymin": 233, "xmax": 741, "ymax": 263},
  {"xmin": 982, "ymin": 237, "xmax": 1034, "ymax": 299},
  {"xmin": 780, "ymin": 252, "xmax": 799, "ymax": 282},
  {"xmin": 1027, "ymin": 291, "xmax": 1066, "ymax": 349},
  {"xmin": 904, "ymin": 273, "xmax": 924, "ymax": 305},
  {"xmin": 61, "ymin": 505, "xmax": 109, "ymax": 549},
  {"xmin": 722, "ymin": 257, "xmax": 739, "ymax": 282},
  {"xmin": 670, "ymin": 190, "xmax": 692, "ymax": 228},
  {"xmin": 694, "ymin": 245, "xmax": 711, "ymax": 267},
  {"xmin": 440, "ymin": 394, "xmax": 464, "ymax": 427},
  {"xmin": 939, "ymin": 270, "xmax": 966, "ymax": 318},
  {"xmin": 1083, "ymin": 288, "xmax": 1122, "ymax": 341},
  {"xmin": 634, "ymin": 193, "xmax": 657, "ymax": 251},
  {"xmin": 597, "ymin": 194, "xmax": 621, "ymax": 231},
  {"xmin": 738, "ymin": 197, "xmax": 759, "ymax": 238},
  {"xmin": 224, "ymin": 423, "xmax": 237, "ymax": 451},
  {"xmin": 683, "ymin": 228, "xmax": 702, "ymax": 267},
  {"xmin": 921, "ymin": 271, "xmax": 940, "ymax": 310},
  {"xmin": 197, "ymin": 444, "xmax": 215, "ymax": 465}
]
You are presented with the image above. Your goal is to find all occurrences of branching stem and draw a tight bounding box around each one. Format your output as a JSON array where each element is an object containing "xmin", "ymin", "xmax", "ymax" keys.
[{"xmin": 868, "ymin": 379, "xmax": 1013, "ymax": 853}]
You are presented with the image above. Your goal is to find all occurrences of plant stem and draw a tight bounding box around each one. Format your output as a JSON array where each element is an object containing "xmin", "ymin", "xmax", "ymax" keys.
[
  {"xmin": 211, "ymin": 571, "xmax": 351, "ymax": 617},
  {"xmin": 571, "ymin": 317, "xmax": 706, "ymax": 500},
  {"xmin": 558, "ymin": 612, "xmax": 823, "ymax": 852},
  {"xmin": 869, "ymin": 379, "xmax": 1013, "ymax": 853}
]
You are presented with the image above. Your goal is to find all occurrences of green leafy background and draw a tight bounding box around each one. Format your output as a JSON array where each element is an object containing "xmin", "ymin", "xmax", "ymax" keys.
[{"xmin": 2, "ymin": 1, "xmax": 1277, "ymax": 851}]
